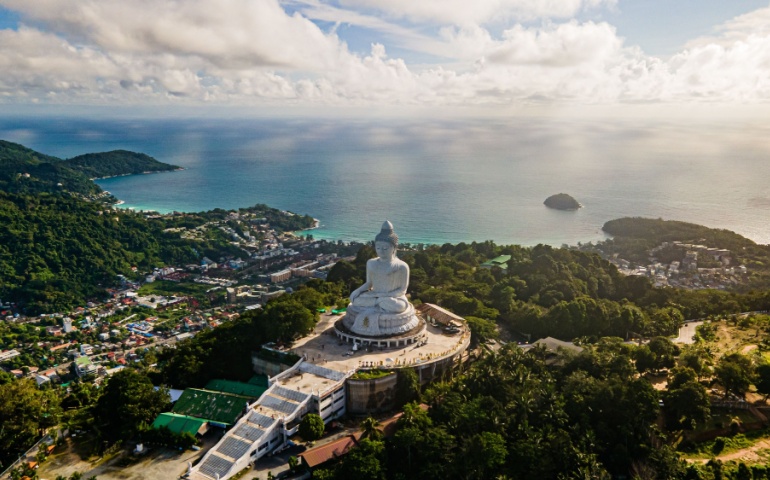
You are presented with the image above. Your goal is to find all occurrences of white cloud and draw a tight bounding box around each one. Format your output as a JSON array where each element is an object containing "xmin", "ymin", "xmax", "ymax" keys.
[
  {"xmin": 447, "ymin": 21, "xmax": 623, "ymax": 67},
  {"xmin": 0, "ymin": 0, "xmax": 769, "ymax": 107},
  {"xmin": 0, "ymin": 27, "xmax": 120, "ymax": 99},
  {"xmin": 1, "ymin": 0, "xmax": 352, "ymax": 70}
]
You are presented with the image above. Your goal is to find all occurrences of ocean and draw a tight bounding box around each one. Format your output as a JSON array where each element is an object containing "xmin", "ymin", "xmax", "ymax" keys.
[{"xmin": 2, "ymin": 114, "xmax": 769, "ymax": 246}]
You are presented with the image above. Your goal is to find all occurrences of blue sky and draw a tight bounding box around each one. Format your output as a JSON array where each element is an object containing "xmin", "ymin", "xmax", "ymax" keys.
[
  {"xmin": 602, "ymin": 0, "xmax": 769, "ymax": 55},
  {"xmin": 0, "ymin": 0, "xmax": 768, "ymax": 112}
]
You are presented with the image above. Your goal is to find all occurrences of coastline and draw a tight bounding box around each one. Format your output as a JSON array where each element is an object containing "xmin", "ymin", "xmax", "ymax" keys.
[{"xmin": 90, "ymin": 167, "xmax": 184, "ymax": 181}]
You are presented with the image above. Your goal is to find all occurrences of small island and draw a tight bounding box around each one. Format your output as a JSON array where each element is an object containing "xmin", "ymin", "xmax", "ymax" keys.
[{"xmin": 544, "ymin": 193, "xmax": 581, "ymax": 210}]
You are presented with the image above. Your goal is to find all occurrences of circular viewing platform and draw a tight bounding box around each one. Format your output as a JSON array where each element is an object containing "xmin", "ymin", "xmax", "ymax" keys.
[{"xmin": 334, "ymin": 318, "xmax": 427, "ymax": 349}]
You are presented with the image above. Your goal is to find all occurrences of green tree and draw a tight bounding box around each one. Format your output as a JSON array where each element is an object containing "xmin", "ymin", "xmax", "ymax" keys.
[
  {"xmin": 735, "ymin": 462, "xmax": 752, "ymax": 480},
  {"xmin": 714, "ymin": 353, "xmax": 754, "ymax": 398},
  {"xmin": 458, "ymin": 431, "xmax": 507, "ymax": 480},
  {"xmin": 678, "ymin": 346, "xmax": 713, "ymax": 380},
  {"xmin": 647, "ymin": 336, "xmax": 679, "ymax": 369},
  {"xmin": 465, "ymin": 316, "xmax": 498, "ymax": 346},
  {"xmin": 0, "ymin": 378, "xmax": 61, "ymax": 469},
  {"xmin": 261, "ymin": 299, "xmax": 316, "ymax": 343},
  {"xmin": 360, "ymin": 417, "xmax": 382, "ymax": 440},
  {"xmin": 634, "ymin": 345, "xmax": 657, "ymax": 374},
  {"xmin": 298, "ymin": 413, "xmax": 324, "ymax": 441},
  {"xmin": 754, "ymin": 363, "xmax": 770, "ymax": 401},
  {"xmin": 663, "ymin": 367, "xmax": 710, "ymax": 430},
  {"xmin": 337, "ymin": 438, "xmax": 385, "ymax": 480},
  {"xmin": 395, "ymin": 369, "xmax": 421, "ymax": 408},
  {"xmin": 93, "ymin": 369, "xmax": 169, "ymax": 443}
]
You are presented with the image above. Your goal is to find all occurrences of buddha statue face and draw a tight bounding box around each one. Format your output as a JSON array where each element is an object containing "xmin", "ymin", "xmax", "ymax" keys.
[{"xmin": 375, "ymin": 240, "xmax": 396, "ymax": 260}]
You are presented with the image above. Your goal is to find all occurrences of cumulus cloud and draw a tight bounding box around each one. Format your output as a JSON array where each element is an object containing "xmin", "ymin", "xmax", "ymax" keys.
[
  {"xmin": 1, "ymin": 0, "xmax": 351, "ymax": 70},
  {"xmin": 0, "ymin": 0, "xmax": 769, "ymax": 107},
  {"xmin": 667, "ymin": 6, "xmax": 770, "ymax": 102}
]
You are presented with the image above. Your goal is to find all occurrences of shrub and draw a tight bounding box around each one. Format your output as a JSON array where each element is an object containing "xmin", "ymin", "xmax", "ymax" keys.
[{"xmin": 712, "ymin": 437, "xmax": 726, "ymax": 455}]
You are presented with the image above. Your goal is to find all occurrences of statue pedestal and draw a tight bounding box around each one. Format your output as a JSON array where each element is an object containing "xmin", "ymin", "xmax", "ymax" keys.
[
  {"xmin": 342, "ymin": 303, "xmax": 420, "ymax": 337},
  {"xmin": 334, "ymin": 317, "xmax": 427, "ymax": 349},
  {"xmin": 335, "ymin": 301, "xmax": 426, "ymax": 349}
]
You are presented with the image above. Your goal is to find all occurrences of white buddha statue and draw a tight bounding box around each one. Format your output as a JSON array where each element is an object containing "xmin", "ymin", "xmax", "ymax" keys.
[{"xmin": 343, "ymin": 221, "xmax": 420, "ymax": 337}]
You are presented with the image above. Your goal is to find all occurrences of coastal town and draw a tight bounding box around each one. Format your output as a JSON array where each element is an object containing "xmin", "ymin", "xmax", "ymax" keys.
[
  {"xmin": 583, "ymin": 240, "xmax": 750, "ymax": 290},
  {"xmin": 0, "ymin": 210, "xmax": 351, "ymax": 392}
]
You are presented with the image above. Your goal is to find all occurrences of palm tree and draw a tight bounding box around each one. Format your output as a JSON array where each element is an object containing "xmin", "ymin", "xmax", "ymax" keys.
[{"xmin": 360, "ymin": 417, "xmax": 382, "ymax": 440}]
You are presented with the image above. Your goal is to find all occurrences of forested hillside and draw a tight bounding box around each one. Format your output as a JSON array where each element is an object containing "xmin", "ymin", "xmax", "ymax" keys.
[
  {"xmin": 0, "ymin": 192, "xmax": 197, "ymax": 313},
  {"xmin": 0, "ymin": 140, "xmax": 177, "ymax": 196},
  {"xmin": 315, "ymin": 342, "xmax": 684, "ymax": 479},
  {"xmin": 64, "ymin": 150, "xmax": 179, "ymax": 178},
  {"xmin": 0, "ymin": 140, "xmax": 100, "ymax": 195}
]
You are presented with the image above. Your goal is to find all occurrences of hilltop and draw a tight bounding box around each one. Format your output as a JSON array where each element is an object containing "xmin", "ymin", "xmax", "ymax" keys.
[
  {"xmin": 0, "ymin": 140, "xmax": 179, "ymax": 197},
  {"xmin": 64, "ymin": 150, "xmax": 180, "ymax": 179}
]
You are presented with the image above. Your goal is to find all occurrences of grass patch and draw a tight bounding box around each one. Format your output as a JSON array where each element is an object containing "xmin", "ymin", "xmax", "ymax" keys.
[
  {"xmin": 138, "ymin": 280, "xmax": 212, "ymax": 297},
  {"xmin": 680, "ymin": 428, "xmax": 770, "ymax": 459},
  {"xmin": 351, "ymin": 369, "xmax": 394, "ymax": 380},
  {"xmin": 689, "ymin": 410, "xmax": 758, "ymax": 436}
]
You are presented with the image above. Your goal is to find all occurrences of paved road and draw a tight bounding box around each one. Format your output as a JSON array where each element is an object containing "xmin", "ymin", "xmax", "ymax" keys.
[{"xmin": 672, "ymin": 321, "xmax": 705, "ymax": 344}]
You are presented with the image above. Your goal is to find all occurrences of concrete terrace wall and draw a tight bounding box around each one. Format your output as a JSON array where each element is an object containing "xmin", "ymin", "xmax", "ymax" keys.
[
  {"xmin": 346, "ymin": 332, "xmax": 470, "ymax": 414},
  {"xmin": 251, "ymin": 351, "xmax": 300, "ymax": 378},
  {"xmin": 346, "ymin": 373, "xmax": 398, "ymax": 414},
  {"xmin": 413, "ymin": 345, "xmax": 467, "ymax": 385}
]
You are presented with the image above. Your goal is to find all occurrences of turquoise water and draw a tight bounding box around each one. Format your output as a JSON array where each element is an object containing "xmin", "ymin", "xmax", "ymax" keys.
[{"xmin": 2, "ymin": 115, "xmax": 770, "ymax": 246}]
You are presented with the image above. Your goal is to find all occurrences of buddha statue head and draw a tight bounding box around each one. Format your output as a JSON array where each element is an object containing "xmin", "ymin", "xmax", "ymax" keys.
[
  {"xmin": 374, "ymin": 220, "xmax": 399, "ymax": 260},
  {"xmin": 375, "ymin": 220, "xmax": 398, "ymax": 247}
]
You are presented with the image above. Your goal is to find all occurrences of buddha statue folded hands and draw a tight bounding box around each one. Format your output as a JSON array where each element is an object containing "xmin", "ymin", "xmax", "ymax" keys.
[{"xmin": 342, "ymin": 221, "xmax": 420, "ymax": 337}]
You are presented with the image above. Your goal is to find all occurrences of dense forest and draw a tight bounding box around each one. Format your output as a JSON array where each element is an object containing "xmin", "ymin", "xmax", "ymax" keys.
[
  {"xmin": 315, "ymin": 343, "xmax": 680, "ymax": 479},
  {"xmin": 0, "ymin": 140, "xmax": 177, "ymax": 196},
  {"xmin": 0, "ymin": 192, "xmax": 198, "ymax": 313}
]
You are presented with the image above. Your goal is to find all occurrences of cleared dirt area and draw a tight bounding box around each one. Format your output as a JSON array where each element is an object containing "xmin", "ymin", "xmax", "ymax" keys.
[
  {"xmin": 687, "ymin": 439, "xmax": 770, "ymax": 465},
  {"xmin": 38, "ymin": 434, "xmax": 221, "ymax": 480}
]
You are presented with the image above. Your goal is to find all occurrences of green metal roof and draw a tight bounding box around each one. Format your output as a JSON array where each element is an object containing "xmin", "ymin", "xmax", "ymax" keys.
[
  {"xmin": 481, "ymin": 255, "xmax": 511, "ymax": 267},
  {"xmin": 171, "ymin": 388, "xmax": 251, "ymax": 425},
  {"xmin": 205, "ymin": 379, "xmax": 267, "ymax": 399},
  {"xmin": 152, "ymin": 412, "xmax": 207, "ymax": 436}
]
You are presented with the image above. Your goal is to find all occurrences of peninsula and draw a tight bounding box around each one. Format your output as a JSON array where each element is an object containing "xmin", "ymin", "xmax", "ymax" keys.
[{"xmin": 0, "ymin": 140, "xmax": 179, "ymax": 197}]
